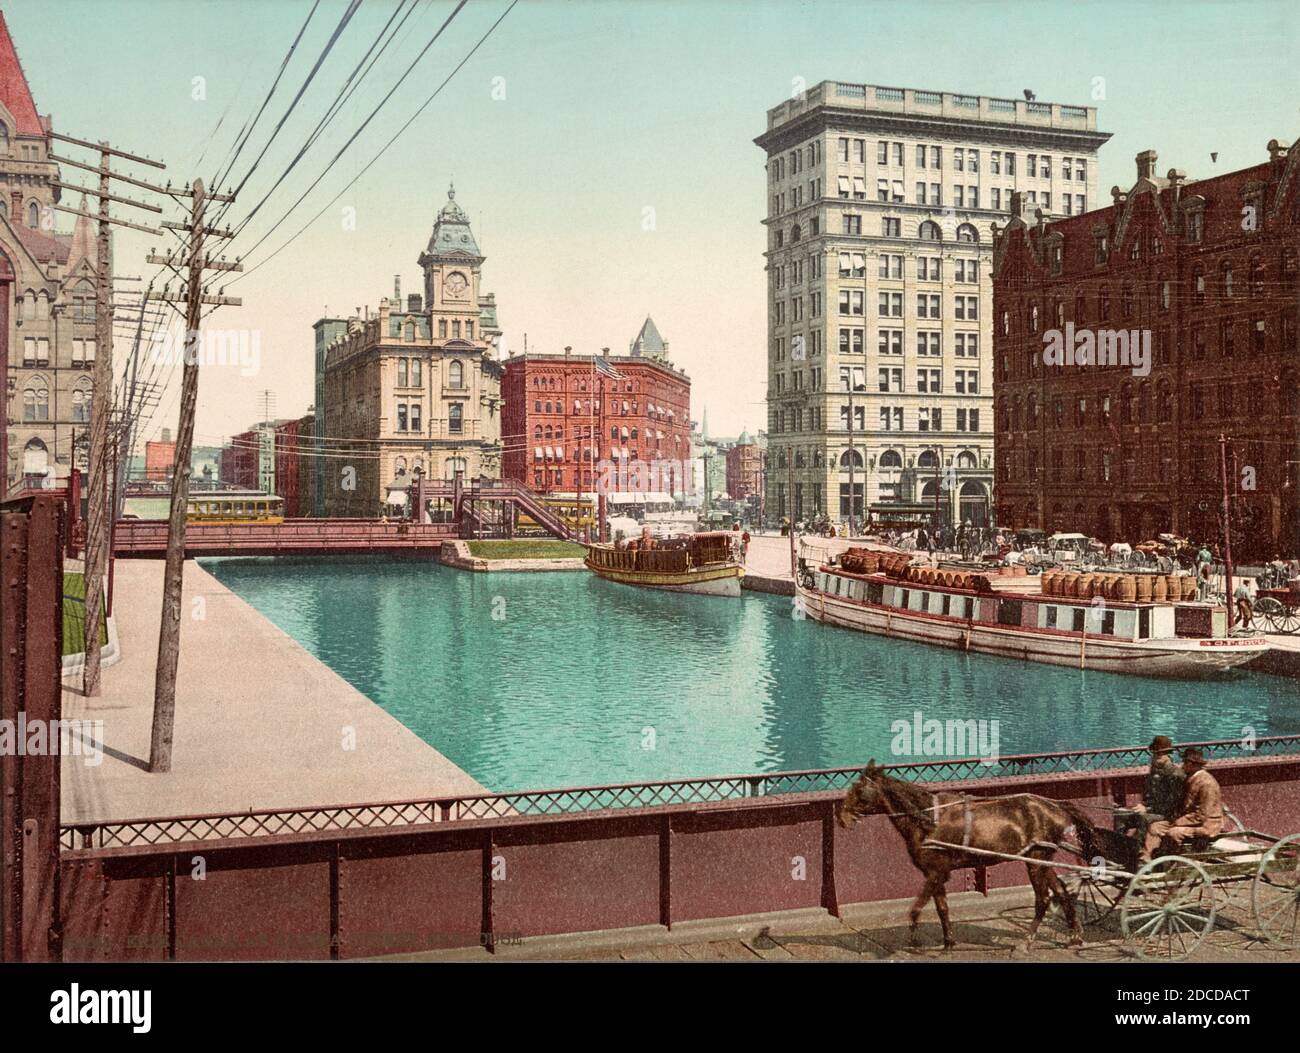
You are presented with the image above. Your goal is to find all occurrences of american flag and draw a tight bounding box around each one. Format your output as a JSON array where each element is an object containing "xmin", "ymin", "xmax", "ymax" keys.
[{"xmin": 593, "ymin": 355, "xmax": 623, "ymax": 379}]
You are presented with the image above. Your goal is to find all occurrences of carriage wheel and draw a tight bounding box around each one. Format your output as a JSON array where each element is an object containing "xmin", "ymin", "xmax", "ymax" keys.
[
  {"xmin": 1275, "ymin": 605, "xmax": 1300, "ymax": 635},
  {"xmin": 1252, "ymin": 833, "xmax": 1300, "ymax": 950},
  {"xmin": 1062, "ymin": 870, "xmax": 1121, "ymax": 926},
  {"xmin": 1121, "ymin": 856, "xmax": 1216, "ymax": 962},
  {"xmin": 1255, "ymin": 597, "xmax": 1288, "ymax": 633}
]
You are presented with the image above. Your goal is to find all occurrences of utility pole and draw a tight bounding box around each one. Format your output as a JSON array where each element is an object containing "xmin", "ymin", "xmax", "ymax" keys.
[
  {"xmin": 49, "ymin": 132, "xmax": 166, "ymax": 697},
  {"xmin": 144, "ymin": 179, "xmax": 240, "ymax": 772}
]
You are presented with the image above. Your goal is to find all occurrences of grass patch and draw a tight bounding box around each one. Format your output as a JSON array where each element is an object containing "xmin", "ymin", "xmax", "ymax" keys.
[
  {"xmin": 466, "ymin": 540, "xmax": 586, "ymax": 561},
  {"xmin": 62, "ymin": 571, "xmax": 107, "ymax": 657}
]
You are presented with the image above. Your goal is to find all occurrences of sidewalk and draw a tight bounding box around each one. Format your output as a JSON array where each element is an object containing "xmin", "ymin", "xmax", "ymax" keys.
[{"xmin": 60, "ymin": 559, "xmax": 486, "ymax": 824}]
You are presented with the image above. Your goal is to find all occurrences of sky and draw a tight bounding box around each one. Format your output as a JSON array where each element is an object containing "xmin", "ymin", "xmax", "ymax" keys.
[{"xmin": 8, "ymin": 0, "xmax": 1299, "ymax": 447}]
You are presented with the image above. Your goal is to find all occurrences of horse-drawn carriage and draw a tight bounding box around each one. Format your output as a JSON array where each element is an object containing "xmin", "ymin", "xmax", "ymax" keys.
[
  {"xmin": 1254, "ymin": 583, "xmax": 1300, "ymax": 634},
  {"xmin": 840, "ymin": 763, "xmax": 1300, "ymax": 961}
]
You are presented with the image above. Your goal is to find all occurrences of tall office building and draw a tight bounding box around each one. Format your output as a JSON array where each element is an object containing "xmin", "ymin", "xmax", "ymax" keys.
[{"xmin": 756, "ymin": 81, "xmax": 1109, "ymax": 528}]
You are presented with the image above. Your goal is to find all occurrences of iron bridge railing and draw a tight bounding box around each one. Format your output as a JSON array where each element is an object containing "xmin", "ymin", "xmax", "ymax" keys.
[{"xmin": 61, "ymin": 734, "xmax": 1300, "ymax": 850}]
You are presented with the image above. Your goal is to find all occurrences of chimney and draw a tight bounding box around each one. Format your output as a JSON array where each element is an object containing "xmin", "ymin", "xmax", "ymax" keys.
[
  {"xmin": 1268, "ymin": 139, "xmax": 1289, "ymax": 179},
  {"xmin": 394, "ymin": 274, "xmax": 401, "ymax": 302},
  {"xmin": 1136, "ymin": 149, "xmax": 1158, "ymax": 180},
  {"xmin": 1009, "ymin": 190, "xmax": 1030, "ymax": 220},
  {"xmin": 407, "ymin": 293, "xmax": 421, "ymax": 312},
  {"xmin": 1166, "ymin": 168, "xmax": 1186, "ymax": 206}
]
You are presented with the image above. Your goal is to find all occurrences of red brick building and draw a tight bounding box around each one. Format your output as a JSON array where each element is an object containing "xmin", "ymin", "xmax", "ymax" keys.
[
  {"xmin": 991, "ymin": 143, "xmax": 1300, "ymax": 557},
  {"xmin": 501, "ymin": 320, "xmax": 691, "ymax": 495},
  {"xmin": 144, "ymin": 437, "xmax": 175, "ymax": 481},
  {"xmin": 725, "ymin": 430, "xmax": 765, "ymax": 502}
]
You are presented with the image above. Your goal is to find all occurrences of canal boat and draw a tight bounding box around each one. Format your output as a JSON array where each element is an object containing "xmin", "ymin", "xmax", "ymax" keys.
[
  {"xmin": 794, "ymin": 543, "xmax": 1268, "ymax": 677},
  {"xmin": 585, "ymin": 531, "xmax": 743, "ymax": 597}
]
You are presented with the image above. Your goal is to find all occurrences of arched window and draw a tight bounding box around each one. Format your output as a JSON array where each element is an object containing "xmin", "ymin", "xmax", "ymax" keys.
[
  {"xmin": 1026, "ymin": 392, "xmax": 1038, "ymax": 427},
  {"xmin": 533, "ymin": 425, "xmax": 542, "ymax": 439},
  {"xmin": 448, "ymin": 403, "xmax": 463, "ymax": 434},
  {"xmin": 1192, "ymin": 265, "xmax": 1206, "ymax": 304},
  {"xmin": 448, "ymin": 360, "xmax": 464, "ymax": 388},
  {"xmin": 839, "ymin": 449, "xmax": 863, "ymax": 468},
  {"xmin": 956, "ymin": 223, "xmax": 978, "ymax": 243},
  {"xmin": 1221, "ymin": 260, "xmax": 1234, "ymax": 298},
  {"xmin": 917, "ymin": 450, "xmax": 938, "ymax": 469},
  {"xmin": 404, "ymin": 321, "xmax": 416, "ymax": 342},
  {"xmin": 1139, "ymin": 380, "xmax": 1152, "ymax": 423},
  {"xmin": 72, "ymin": 380, "xmax": 92, "ymax": 422},
  {"xmin": 394, "ymin": 455, "xmax": 408, "ymax": 474},
  {"xmin": 544, "ymin": 425, "xmax": 552, "ymax": 440},
  {"xmin": 1156, "ymin": 380, "xmax": 1173, "ymax": 423},
  {"xmin": 957, "ymin": 450, "xmax": 977, "ymax": 469},
  {"xmin": 1248, "ymin": 254, "xmax": 1265, "ymax": 297},
  {"xmin": 444, "ymin": 456, "xmax": 467, "ymax": 480},
  {"xmin": 918, "ymin": 220, "xmax": 942, "ymax": 242},
  {"xmin": 22, "ymin": 438, "xmax": 48, "ymax": 478},
  {"xmin": 0, "ymin": 124, "xmax": 9, "ymax": 152},
  {"xmin": 790, "ymin": 224, "xmax": 802, "ymax": 242},
  {"xmin": 610, "ymin": 426, "xmax": 618, "ymax": 440},
  {"xmin": 878, "ymin": 449, "xmax": 902, "ymax": 469},
  {"xmin": 25, "ymin": 201, "xmax": 39, "ymax": 228},
  {"xmin": 22, "ymin": 377, "xmax": 49, "ymax": 421},
  {"xmin": 35, "ymin": 291, "xmax": 48, "ymax": 319}
]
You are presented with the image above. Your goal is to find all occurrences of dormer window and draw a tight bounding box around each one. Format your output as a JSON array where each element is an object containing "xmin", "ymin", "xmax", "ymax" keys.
[
  {"xmin": 1185, "ymin": 208, "xmax": 1205, "ymax": 243},
  {"xmin": 1094, "ymin": 233, "xmax": 1109, "ymax": 264}
]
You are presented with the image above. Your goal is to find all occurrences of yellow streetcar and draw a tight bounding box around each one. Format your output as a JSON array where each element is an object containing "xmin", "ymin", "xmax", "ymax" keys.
[
  {"xmin": 516, "ymin": 495, "xmax": 595, "ymax": 533},
  {"xmin": 186, "ymin": 491, "xmax": 285, "ymax": 524}
]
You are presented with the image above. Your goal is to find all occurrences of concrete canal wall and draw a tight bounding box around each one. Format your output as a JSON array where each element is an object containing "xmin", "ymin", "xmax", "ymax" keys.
[
  {"xmin": 60, "ymin": 560, "xmax": 486, "ymax": 825},
  {"xmin": 439, "ymin": 540, "xmax": 586, "ymax": 572}
]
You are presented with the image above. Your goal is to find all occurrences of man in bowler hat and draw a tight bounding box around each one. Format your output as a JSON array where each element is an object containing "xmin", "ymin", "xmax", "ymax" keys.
[{"xmin": 1142, "ymin": 747, "xmax": 1224, "ymax": 863}]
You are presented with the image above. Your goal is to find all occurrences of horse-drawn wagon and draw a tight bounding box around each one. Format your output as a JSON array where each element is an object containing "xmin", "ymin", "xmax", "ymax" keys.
[{"xmin": 839, "ymin": 763, "xmax": 1300, "ymax": 961}]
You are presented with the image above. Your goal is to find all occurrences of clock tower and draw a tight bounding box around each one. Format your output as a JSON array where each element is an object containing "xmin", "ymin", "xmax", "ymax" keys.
[{"xmin": 418, "ymin": 183, "xmax": 484, "ymax": 332}]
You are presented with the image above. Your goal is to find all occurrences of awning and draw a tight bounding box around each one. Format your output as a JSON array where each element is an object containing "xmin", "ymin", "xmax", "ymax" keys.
[
  {"xmin": 620, "ymin": 426, "xmax": 629, "ymax": 439},
  {"xmin": 534, "ymin": 446, "xmax": 542, "ymax": 460}
]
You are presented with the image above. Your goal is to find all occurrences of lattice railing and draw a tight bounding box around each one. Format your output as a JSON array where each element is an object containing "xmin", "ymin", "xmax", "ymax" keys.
[{"xmin": 61, "ymin": 734, "xmax": 1300, "ymax": 850}]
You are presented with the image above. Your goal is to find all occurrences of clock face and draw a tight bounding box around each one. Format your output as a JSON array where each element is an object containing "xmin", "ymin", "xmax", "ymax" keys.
[{"xmin": 445, "ymin": 272, "xmax": 468, "ymax": 298}]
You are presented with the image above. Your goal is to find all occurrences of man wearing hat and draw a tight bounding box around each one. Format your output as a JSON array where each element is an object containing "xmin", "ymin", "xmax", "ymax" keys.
[
  {"xmin": 1123, "ymin": 735, "xmax": 1185, "ymax": 844},
  {"xmin": 1142, "ymin": 747, "xmax": 1224, "ymax": 863}
]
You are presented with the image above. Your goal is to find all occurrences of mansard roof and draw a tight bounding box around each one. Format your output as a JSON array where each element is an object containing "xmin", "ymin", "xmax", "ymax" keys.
[
  {"xmin": 422, "ymin": 183, "xmax": 481, "ymax": 259},
  {"xmin": 0, "ymin": 13, "xmax": 43, "ymax": 136}
]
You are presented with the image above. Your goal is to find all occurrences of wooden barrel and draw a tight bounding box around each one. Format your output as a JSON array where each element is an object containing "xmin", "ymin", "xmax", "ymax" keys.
[
  {"xmin": 1040, "ymin": 570, "xmax": 1057, "ymax": 596},
  {"xmin": 1059, "ymin": 572, "xmax": 1079, "ymax": 598},
  {"xmin": 1181, "ymin": 575, "xmax": 1197, "ymax": 601},
  {"xmin": 1118, "ymin": 575, "xmax": 1137, "ymax": 602},
  {"xmin": 1074, "ymin": 573, "xmax": 1094, "ymax": 599},
  {"xmin": 1152, "ymin": 575, "xmax": 1168, "ymax": 602},
  {"xmin": 1135, "ymin": 574, "xmax": 1152, "ymax": 602},
  {"xmin": 1103, "ymin": 574, "xmax": 1119, "ymax": 599}
]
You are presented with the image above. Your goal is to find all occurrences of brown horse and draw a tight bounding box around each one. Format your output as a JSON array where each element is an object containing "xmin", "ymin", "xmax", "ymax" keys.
[{"xmin": 838, "ymin": 761, "xmax": 1101, "ymax": 950}]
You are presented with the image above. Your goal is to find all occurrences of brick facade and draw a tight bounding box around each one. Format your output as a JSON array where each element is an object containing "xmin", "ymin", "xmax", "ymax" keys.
[{"xmin": 991, "ymin": 143, "xmax": 1300, "ymax": 557}]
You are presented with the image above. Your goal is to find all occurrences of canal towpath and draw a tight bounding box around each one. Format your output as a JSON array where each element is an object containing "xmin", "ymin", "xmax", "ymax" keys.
[{"xmin": 60, "ymin": 559, "xmax": 487, "ymax": 825}]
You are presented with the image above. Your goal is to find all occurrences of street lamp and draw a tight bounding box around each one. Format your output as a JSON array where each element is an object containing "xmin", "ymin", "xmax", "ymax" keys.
[{"xmin": 411, "ymin": 462, "xmax": 424, "ymax": 523}]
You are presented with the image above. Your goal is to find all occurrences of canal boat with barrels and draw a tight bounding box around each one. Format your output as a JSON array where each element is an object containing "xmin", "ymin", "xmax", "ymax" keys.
[
  {"xmin": 585, "ymin": 530, "xmax": 743, "ymax": 597},
  {"xmin": 795, "ymin": 542, "xmax": 1267, "ymax": 677}
]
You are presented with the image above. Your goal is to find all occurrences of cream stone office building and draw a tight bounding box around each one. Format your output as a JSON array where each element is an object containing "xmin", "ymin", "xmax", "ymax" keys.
[
  {"xmin": 756, "ymin": 81, "xmax": 1110, "ymax": 528},
  {"xmin": 318, "ymin": 186, "xmax": 503, "ymax": 516}
]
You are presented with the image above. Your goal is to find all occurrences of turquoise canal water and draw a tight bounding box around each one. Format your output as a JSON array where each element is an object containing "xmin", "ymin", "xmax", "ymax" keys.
[{"xmin": 203, "ymin": 558, "xmax": 1300, "ymax": 793}]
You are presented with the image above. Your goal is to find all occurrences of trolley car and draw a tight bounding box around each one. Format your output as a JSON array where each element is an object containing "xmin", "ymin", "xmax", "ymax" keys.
[{"xmin": 185, "ymin": 491, "xmax": 285, "ymax": 524}]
